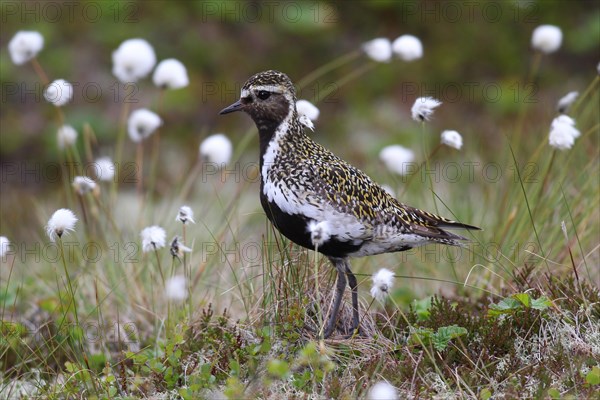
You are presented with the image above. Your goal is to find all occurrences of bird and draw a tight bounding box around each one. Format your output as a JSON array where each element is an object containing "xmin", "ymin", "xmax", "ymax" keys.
[{"xmin": 220, "ymin": 70, "xmax": 480, "ymax": 338}]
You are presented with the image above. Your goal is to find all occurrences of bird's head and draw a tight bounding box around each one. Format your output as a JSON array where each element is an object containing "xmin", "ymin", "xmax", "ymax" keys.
[{"xmin": 219, "ymin": 70, "xmax": 297, "ymax": 130}]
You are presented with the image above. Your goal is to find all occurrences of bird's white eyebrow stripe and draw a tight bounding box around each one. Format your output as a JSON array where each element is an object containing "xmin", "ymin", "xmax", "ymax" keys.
[{"xmin": 240, "ymin": 85, "xmax": 284, "ymax": 98}]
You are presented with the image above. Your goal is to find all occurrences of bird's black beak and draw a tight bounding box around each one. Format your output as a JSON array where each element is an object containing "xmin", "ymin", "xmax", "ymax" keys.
[{"xmin": 219, "ymin": 99, "xmax": 244, "ymax": 115}]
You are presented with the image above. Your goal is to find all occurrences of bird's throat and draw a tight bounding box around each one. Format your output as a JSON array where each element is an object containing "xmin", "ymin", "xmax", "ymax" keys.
[{"xmin": 257, "ymin": 121, "xmax": 280, "ymax": 170}]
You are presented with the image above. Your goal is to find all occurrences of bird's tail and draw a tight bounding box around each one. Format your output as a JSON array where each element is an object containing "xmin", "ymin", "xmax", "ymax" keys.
[{"xmin": 437, "ymin": 220, "xmax": 481, "ymax": 231}]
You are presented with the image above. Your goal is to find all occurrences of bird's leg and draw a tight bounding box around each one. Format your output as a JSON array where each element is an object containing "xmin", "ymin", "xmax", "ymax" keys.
[
  {"xmin": 344, "ymin": 260, "xmax": 361, "ymax": 336},
  {"xmin": 323, "ymin": 257, "xmax": 347, "ymax": 338}
]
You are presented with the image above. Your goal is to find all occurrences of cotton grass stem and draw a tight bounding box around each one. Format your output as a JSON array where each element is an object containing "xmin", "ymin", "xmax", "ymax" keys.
[
  {"xmin": 76, "ymin": 193, "xmax": 90, "ymax": 238},
  {"xmin": 147, "ymin": 90, "xmax": 166, "ymax": 211},
  {"xmin": 514, "ymin": 52, "xmax": 543, "ymax": 138},
  {"xmin": 58, "ymin": 150, "xmax": 76, "ymax": 210},
  {"xmin": 570, "ymin": 75, "xmax": 599, "ymax": 116},
  {"xmin": 508, "ymin": 144, "xmax": 550, "ymax": 274},
  {"xmin": 312, "ymin": 63, "xmax": 376, "ymax": 104},
  {"xmin": 82, "ymin": 123, "xmax": 96, "ymax": 164},
  {"xmin": 181, "ymin": 224, "xmax": 193, "ymax": 320},
  {"xmin": 296, "ymin": 49, "xmax": 361, "ymax": 91},
  {"xmin": 136, "ymin": 141, "xmax": 145, "ymax": 199},
  {"xmin": 92, "ymin": 195, "xmax": 122, "ymax": 243},
  {"xmin": 153, "ymin": 246, "xmax": 165, "ymax": 287},
  {"xmin": 561, "ymin": 221, "xmax": 588, "ymax": 309},
  {"xmin": 399, "ymin": 144, "xmax": 441, "ymax": 197},
  {"xmin": 560, "ymin": 184, "xmax": 591, "ymax": 280},
  {"xmin": 66, "ymin": 138, "xmax": 84, "ymax": 167},
  {"xmin": 533, "ymin": 149, "xmax": 556, "ymax": 217},
  {"xmin": 30, "ymin": 57, "xmax": 50, "ymax": 85},
  {"xmin": 58, "ymin": 238, "xmax": 80, "ymax": 328},
  {"xmin": 177, "ymin": 160, "xmax": 203, "ymax": 204},
  {"xmin": 112, "ymin": 84, "xmax": 134, "ymax": 204},
  {"xmin": 421, "ymin": 123, "xmax": 439, "ymax": 214}
]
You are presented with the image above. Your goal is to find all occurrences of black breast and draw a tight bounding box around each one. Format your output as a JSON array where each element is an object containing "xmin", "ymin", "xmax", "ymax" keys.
[{"xmin": 259, "ymin": 188, "xmax": 363, "ymax": 258}]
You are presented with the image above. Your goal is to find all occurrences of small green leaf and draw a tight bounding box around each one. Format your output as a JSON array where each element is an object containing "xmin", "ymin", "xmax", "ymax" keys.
[
  {"xmin": 488, "ymin": 297, "xmax": 522, "ymax": 316},
  {"xmin": 547, "ymin": 387, "xmax": 561, "ymax": 399},
  {"xmin": 88, "ymin": 353, "xmax": 106, "ymax": 372},
  {"xmin": 531, "ymin": 296, "xmax": 552, "ymax": 310},
  {"xmin": 175, "ymin": 348, "xmax": 183, "ymax": 358},
  {"xmin": 412, "ymin": 297, "xmax": 433, "ymax": 320},
  {"xmin": 432, "ymin": 325, "xmax": 468, "ymax": 351},
  {"xmin": 586, "ymin": 366, "xmax": 600, "ymax": 385},
  {"xmin": 409, "ymin": 327, "xmax": 434, "ymax": 347},
  {"xmin": 64, "ymin": 361, "xmax": 76, "ymax": 373},
  {"xmin": 440, "ymin": 325, "xmax": 468, "ymax": 339},
  {"xmin": 479, "ymin": 388, "xmax": 492, "ymax": 400},
  {"xmin": 513, "ymin": 293, "xmax": 531, "ymax": 307}
]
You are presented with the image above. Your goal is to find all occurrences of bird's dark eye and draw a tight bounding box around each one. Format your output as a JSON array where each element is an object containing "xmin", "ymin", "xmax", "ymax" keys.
[{"xmin": 257, "ymin": 90, "xmax": 271, "ymax": 100}]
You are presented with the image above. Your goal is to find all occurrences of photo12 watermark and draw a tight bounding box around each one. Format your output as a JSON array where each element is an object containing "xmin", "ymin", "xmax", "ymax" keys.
[{"xmin": 1, "ymin": 1, "xmax": 139, "ymax": 24}]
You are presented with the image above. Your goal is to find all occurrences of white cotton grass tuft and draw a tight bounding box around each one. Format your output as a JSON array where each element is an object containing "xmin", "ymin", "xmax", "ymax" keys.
[
  {"xmin": 72, "ymin": 176, "xmax": 97, "ymax": 195},
  {"xmin": 552, "ymin": 115, "xmax": 580, "ymax": 139},
  {"xmin": 165, "ymin": 275, "xmax": 188, "ymax": 302},
  {"xmin": 296, "ymin": 99, "xmax": 320, "ymax": 131},
  {"xmin": 308, "ymin": 220, "xmax": 331, "ymax": 247},
  {"xmin": 392, "ymin": 34, "xmax": 423, "ymax": 61},
  {"xmin": 379, "ymin": 145, "xmax": 416, "ymax": 176},
  {"xmin": 531, "ymin": 25, "xmax": 562, "ymax": 54},
  {"xmin": 556, "ymin": 91, "xmax": 578, "ymax": 114},
  {"xmin": 0, "ymin": 236, "xmax": 10, "ymax": 258},
  {"xmin": 411, "ymin": 97, "xmax": 442, "ymax": 122},
  {"xmin": 153, "ymin": 58, "xmax": 189, "ymax": 89},
  {"xmin": 370, "ymin": 268, "xmax": 395, "ymax": 303},
  {"xmin": 176, "ymin": 205, "xmax": 195, "ymax": 224},
  {"xmin": 549, "ymin": 128, "xmax": 574, "ymax": 150},
  {"xmin": 44, "ymin": 79, "xmax": 73, "ymax": 107},
  {"xmin": 112, "ymin": 38, "xmax": 156, "ymax": 83},
  {"xmin": 368, "ymin": 381, "xmax": 398, "ymax": 400},
  {"xmin": 199, "ymin": 133, "xmax": 233, "ymax": 167},
  {"xmin": 362, "ymin": 38, "xmax": 393, "ymax": 63},
  {"xmin": 57, "ymin": 125, "xmax": 78, "ymax": 149},
  {"xmin": 597, "ymin": 61, "xmax": 600, "ymax": 75},
  {"xmin": 127, "ymin": 109, "xmax": 162, "ymax": 142},
  {"xmin": 141, "ymin": 225, "xmax": 166, "ymax": 253},
  {"xmin": 549, "ymin": 115, "xmax": 580, "ymax": 150},
  {"xmin": 170, "ymin": 236, "xmax": 192, "ymax": 259},
  {"xmin": 440, "ymin": 130, "xmax": 463, "ymax": 150},
  {"xmin": 296, "ymin": 100, "xmax": 320, "ymax": 121},
  {"xmin": 552, "ymin": 114, "xmax": 576, "ymax": 129},
  {"xmin": 46, "ymin": 208, "xmax": 77, "ymax": 242},
  {"xmin": 94, "ymin": 157, "xmax": 115, "ymax": 181},
  {"xmin": 8, "ymin": 31, "xmax": 44, "ymax": 65}
]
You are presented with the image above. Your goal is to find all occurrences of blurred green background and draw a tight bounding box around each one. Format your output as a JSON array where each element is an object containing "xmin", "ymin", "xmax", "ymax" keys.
[{"xmin": 1, "ymin": 0, "xmax": 599, "ymax": 241}]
